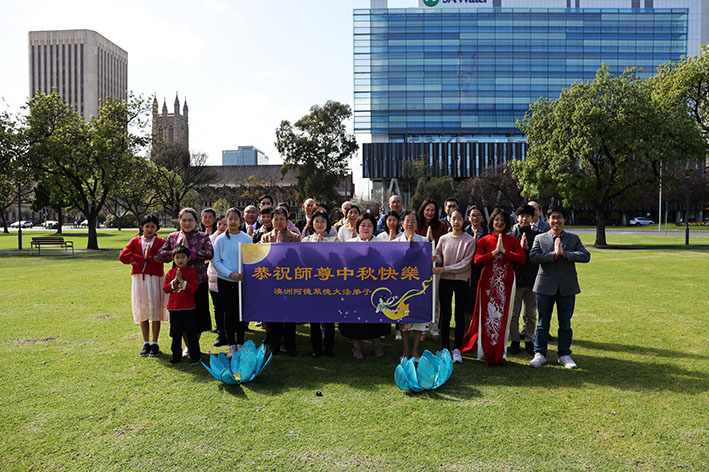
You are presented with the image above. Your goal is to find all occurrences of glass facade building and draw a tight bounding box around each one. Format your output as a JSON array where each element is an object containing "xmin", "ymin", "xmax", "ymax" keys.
[
  {"xmin": 222, "ymin": 146, "xmax": 270, "ymax": 166},
  {"xmin": 354, "ymin": 0, "xmax": 705, "ymax": 182}
]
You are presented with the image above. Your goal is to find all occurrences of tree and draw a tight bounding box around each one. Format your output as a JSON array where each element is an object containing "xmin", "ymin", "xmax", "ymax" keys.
[
  {"xmin": 151, "ymin": 143, "xmax": 214, "ymax": 219},
  {"xmin": 24, "ymin": 93, "xmax": 150, "ymax": 249},
  {"xmin": 514, "ymin": 65, "xmax": 706, "ymax": 246},
  {"xmin": 0, "ymin": 111, "xmax": 32, "ymax": 233},
  {"xmin": 30, "ymin": 178, "xmax": 70, "ymax": 234},
  {"xmin": 275, "ymin": 101, "xmax": 358, "ymax": 206},
  {"xmin": 105, "ymin": 157, "xmax": 161, "ymax": 228},
  {"xmin": 212, "ymin": 198, "xmax": 230, "ymax": 216},
  {"xmin": 456, "ymin": 163, "xmax": 525, "ymax": 215}
]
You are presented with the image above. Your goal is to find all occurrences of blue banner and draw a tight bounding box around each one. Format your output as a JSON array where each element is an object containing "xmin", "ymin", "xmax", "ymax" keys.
[{"xmin": 241, "ymin": 241, "xmax": 434, "ymax": 323}]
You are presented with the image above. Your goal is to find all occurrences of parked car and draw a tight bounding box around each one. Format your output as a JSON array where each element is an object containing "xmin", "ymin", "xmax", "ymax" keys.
[
  {"xmin": 80, "ymin": 219, "xmax": 89, "ymax": 227},
  {"xmin": 629, "ymin": 217, "xmax": 655, "ymax": 226},
  {"xmin": 10, "ymin": 220, "xmax": 34, "ymax": 228},
  {"xmin": 43, "ymin": 220, "xmax": 60, "ymax": 229}
]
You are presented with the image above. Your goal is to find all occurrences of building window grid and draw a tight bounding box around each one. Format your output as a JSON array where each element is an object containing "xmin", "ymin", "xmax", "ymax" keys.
[{"xmin": 355, "ymin": 9, "xmax": 688, "ymax": 136}]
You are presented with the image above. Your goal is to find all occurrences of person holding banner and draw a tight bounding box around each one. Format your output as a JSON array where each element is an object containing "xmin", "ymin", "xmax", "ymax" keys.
[
  {"xmin": 301, "ymin": 210, "xmax": 338, "ymax": 357},
  {"xmin": 461, "ymin": 208, "xmax": 526, "ymax": 366},
  {"xmin": 261, "ymin": 208, "xmax": 301, "ymax": 356},
  {"xmin": 432, "ymin": 207, "xmax": 476, "ymax": 364},
  {"xmin": 212, "ymin": 208, "xmax": 251, "ymax": 359},
  {"xmin": 394, "ymin": 211, "xmax": 430, "ymax": 361},
  {"xmin": 340, "ymin": 213, "xmax": 390, "ymax": 359}
]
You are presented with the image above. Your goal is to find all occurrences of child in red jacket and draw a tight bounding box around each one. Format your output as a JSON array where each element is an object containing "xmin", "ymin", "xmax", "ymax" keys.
[
  {"xmin": 163, "ymin": 246, "xmax": 201, "ymax": 365},
  {"xmin": 118, "ymin": 214, "xmax": 168, "ymax": 357}
]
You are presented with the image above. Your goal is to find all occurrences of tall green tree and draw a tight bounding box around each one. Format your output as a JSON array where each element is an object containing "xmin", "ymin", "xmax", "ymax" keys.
[
  {"xmin": 24, "ymin": 93, "xmax": 150, "ymax": 249},
  {"xmin": 0, "ymin": 111, "xmax": 32, "ymax": 233},
  {"xmin": 275, "ymin": 101, "xmax": 358, "ymax": 206},
  {"xmin": 151, "ymin": 143, "xmax": 214, "ymax": 219},
  {"xmin": 106, "ymin": 158, "xmax": 161, "ymax": 227},
  {"xmin": 515, "ymin": 65, "xmax": 706, "ymax": 246}
]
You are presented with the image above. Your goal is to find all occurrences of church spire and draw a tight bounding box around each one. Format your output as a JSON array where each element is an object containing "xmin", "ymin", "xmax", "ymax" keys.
[
  {"xmin": 183, "ymin": 98, "xmax": 188, "ymax": 119},
  {"xmin": 174, "ymin": 93, "xmax": 180, "ymax": 115}
]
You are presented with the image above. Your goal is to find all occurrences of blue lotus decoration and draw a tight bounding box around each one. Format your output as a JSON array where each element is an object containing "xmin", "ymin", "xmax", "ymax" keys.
[
  {"xmin": 394, "ymin": 349, "xmax": 453, "ymax": 392},
  {"xmin": 202, "ymin": 340, "xmax": 272, "ymax": 385}
]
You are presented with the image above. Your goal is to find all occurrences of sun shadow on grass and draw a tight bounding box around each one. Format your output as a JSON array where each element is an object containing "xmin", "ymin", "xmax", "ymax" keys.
[
  {"xmin": 573, "ymin": 338, "xmax": 709, "ymax": 360},
  {"xmin": 482, "ymin": 348, "xmax": 708, "ymax": 395}
]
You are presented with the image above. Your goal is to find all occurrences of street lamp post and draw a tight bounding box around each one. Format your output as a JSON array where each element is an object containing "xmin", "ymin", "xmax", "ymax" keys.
[{"xmin": 17, "ymin": 183, "xmax": 22, "ymax": 251}]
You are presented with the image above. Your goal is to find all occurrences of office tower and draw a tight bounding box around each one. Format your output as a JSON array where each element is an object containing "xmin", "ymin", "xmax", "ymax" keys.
[
  {"xmin": 354, "ymin": 0, "xmax": 708, "ymax": 193},
  {"xmin": 28, "ymin": 29, "xmax": 128, "ymax": 119}
]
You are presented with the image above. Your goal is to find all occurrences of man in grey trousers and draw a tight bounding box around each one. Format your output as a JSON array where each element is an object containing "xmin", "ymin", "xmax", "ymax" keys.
[{"xmin": 528, "ymin": 206, "xmax": 590, "ymax": 368}]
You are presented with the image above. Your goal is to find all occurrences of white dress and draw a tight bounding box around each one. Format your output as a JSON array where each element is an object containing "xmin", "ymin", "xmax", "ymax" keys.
[{"xmin": 130, "ymin": 236, "xmax": 169, "ymax": 323}]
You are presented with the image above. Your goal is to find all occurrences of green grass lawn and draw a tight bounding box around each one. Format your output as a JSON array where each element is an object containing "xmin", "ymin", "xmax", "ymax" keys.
[{"xmin": 1, "ymin": 243, "xmax": 708, "ymax": 470}]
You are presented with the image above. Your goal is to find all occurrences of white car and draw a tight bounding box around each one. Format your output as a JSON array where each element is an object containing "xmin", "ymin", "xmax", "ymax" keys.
[
  {"xmin": 43, "ymin": 220, "xmax": 60, "ymax": 229},
  {"xmin": 630, "ymin": 217, "xmax": 654, "ymax": 226},
  {"xmin": 10, "ymin": 220, "xmax": 34, "ymax": 228}
]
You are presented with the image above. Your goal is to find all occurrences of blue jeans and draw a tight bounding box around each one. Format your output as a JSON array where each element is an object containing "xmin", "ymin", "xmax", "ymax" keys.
[{"xmin": 534, "ymin": 292, "xmax": 575, "ymax": 357}]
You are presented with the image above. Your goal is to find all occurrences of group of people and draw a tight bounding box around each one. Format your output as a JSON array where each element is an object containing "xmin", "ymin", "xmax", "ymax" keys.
[{"xmin": 119, "ymin": 193, "xmax": 590, "ymax": 370}]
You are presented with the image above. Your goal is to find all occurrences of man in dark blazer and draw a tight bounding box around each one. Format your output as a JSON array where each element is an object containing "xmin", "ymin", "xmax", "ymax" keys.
[{"xmin": 528, "ymin": 206, "xmax": 590, "ymax": 368}]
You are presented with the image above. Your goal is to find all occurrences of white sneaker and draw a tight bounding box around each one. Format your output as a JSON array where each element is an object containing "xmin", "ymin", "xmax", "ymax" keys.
[
  {"xmin": 430, "ymin": 327, "xmax": 439, "ymax": 337},
  {"xmin": 395, "ymin": 330, "xmax": 402, "ymax": 341},
  {"xmin": 227, "ymin": 345, "xmax": 237, "ymax": 359},
  {"xmin": 452, "ymin": 349, "xmax": 463, "ymax": 364},
  {"xmin": 558, "ymin": 355, "xmax": 577, "ymax": 369},
  {"xmin": 182, "ymin": 348, "xmax": 190, "ymax": 358},
  {"xmin": 530, "ymin": 353, "xmax": 546, "ymax": 368}
]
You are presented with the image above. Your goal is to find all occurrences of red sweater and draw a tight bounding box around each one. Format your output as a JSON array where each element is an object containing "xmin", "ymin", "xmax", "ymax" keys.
[
  {"xmin": 119, "ymin": 236, "xmax": 166, "ymax": 276},
  {"xmin": 474, "ymin": 233, "xmax": 526, "ymax": 266},
  {"xmin": 162, "ymin": 266, "xmax": 199, "ymax": 311}
]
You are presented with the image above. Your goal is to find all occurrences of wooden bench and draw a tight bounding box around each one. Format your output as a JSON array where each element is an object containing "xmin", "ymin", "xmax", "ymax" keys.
[{"xmin": 30, "ymin": 236, "xmax": 74, "ymax": 255}]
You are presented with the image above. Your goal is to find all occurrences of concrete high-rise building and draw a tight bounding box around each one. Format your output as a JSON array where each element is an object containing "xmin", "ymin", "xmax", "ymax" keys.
[
  {"xmin": 28, "ymin": 29, "xmax": 128, "ymax": 119},
  {"xmin": 152, "ymin": 95, "xmax": 189, "ymax": 149}
]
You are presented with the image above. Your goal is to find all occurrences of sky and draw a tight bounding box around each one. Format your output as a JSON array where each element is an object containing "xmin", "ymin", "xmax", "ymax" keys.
[{"xmin": 0, "ymin": 0, "xmax": 416, "ymax": 197}]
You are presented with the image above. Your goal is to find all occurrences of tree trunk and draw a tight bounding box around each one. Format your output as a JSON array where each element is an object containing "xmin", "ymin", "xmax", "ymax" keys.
[
  {"xmin": 87, "ymin": 214, "xmax": 99, "ymax": 250},
  {"xmin": 1, "ymin": 214, "xmax": 8, "ymax": 234},
  {"xmin": 55, "ymin": 205, "xmax": 63, "ymax": 234},
  {"xmin": 594, "ymin": 208, "xmax": 607, "ymax": 247}
]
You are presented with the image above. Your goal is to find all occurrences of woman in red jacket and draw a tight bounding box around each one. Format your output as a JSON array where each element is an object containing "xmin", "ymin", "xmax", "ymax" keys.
[
  {"xmin": 118, "ymin": 214, "xmax": 168, "ymax": 357},
  {"xmin": 462, "ymin": 208, "xmax": 526, "ymax": 366}
]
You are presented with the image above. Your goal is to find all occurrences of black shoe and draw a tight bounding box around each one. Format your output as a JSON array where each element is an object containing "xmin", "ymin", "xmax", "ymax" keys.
[
  {"xmin": 525, "ymin": 342, "xmax": 535, "ymax": 356},
  {"xmin": 213, "ymin": 337, "xmax": 227, "ymax": 347},
  {"xmin": 324, "ymin": 350, "xmax": 335, "ymax": 358},
  {"xmin": 190, "ymin": 359, "xmax": 202, "ymax": 365},
  {"xmin": 509, "ymin": 341, "xmax": 520, "ymax": 355},
  {"xmin": 139, "ymin": 343, "xmax": 150, "ymax": 357},
  {"xmin": 169, "ymin": 357, "xmax": 180, "ymax": 365},
  {"xmin": 149, "ymin": 344, "xmax": 160, "ymax": 357}
]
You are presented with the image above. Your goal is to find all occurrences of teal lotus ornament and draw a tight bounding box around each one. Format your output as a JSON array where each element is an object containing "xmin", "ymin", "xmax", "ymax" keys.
[
  {"xmin": 202, "ymin": 340, "xmax": 272, "ymax": 385},
  {"xmin": 394, "ymin": 349, "xmax": 453, "ymax": 392}
]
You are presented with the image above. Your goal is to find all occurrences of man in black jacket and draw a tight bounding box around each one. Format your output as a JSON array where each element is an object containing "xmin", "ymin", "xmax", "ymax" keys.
[{"xmin": 509, "ymin": 204, "xmax": 539, "ymax": 355}]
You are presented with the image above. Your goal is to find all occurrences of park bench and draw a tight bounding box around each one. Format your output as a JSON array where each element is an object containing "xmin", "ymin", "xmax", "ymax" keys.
[{"xmin": 30, "ymin": 236, "xmax": 74, "ymax": 255}]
